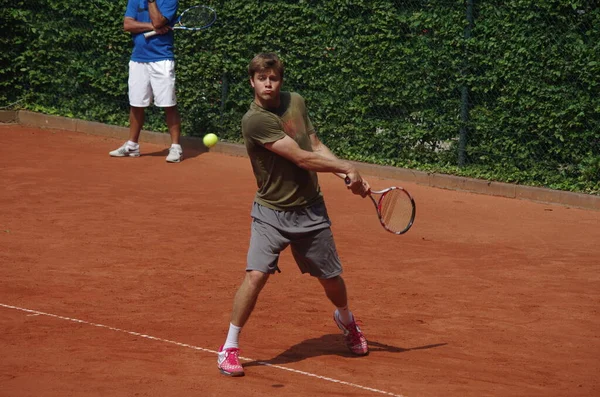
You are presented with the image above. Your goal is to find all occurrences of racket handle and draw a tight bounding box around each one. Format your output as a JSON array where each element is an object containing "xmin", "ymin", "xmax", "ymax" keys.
[
  {"xmin": 334, "ymin": 173, "xmax": 351, "ymax": 185},
  {"xmin": 144, "ymin": 30, "xmax": 158, "ymax": 38}
]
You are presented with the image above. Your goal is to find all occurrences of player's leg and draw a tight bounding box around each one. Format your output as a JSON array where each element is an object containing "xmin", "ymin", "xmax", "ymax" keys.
[
  {"xmin": 218, "ymin": 215, "xmax": 289, "ymax": 377},
  {"xmin": 318, "ymin": 275, "xmax": 347, "ymax": 310},
  {"xmin": 164, "ymin": 106, "xmax": 181, "ymax": 145},
  {"xmin": 164, "ymin": 105, "xmax": 182, "ymax": 162},
  {"xmin": 319, "ymin": 275, "xmax": 369, "ymax": 356},
  {"xmin": 290, "ymin": 222, "xmax": 369, "ymax": 356},
  {"xmin": 128, "ymin": 106, "xmax": 144, "ymax": 143},
  {"xmin": 110, "ymin": 61, "xmax": 150, "ymax": 157},
  {"xmin": 149, "ymin": 60, "xmax": 182, "ymax": 163},
  {"xmin": 230, "ymin": 270, "xmax": 269, "ymax": 329},
  {"xmin": 317, "ymin": 275, "xmax": 355, "ymax": 329},
  {"xmin": 218, "ymin": 270, "xmax": 269, "ymax": 377}
]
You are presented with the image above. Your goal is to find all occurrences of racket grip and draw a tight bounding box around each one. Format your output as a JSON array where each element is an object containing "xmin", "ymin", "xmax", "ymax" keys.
[
  {"xmin": 334, "ymin": 173, "xmax": 351, "ymax": 185},
  {"xmin": 144, "ymin": 30, "xmax": 158, "ymax": 38}
]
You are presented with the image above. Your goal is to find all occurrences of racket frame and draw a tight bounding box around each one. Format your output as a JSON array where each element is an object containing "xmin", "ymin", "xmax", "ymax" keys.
[
  {"xmin": 368, "ymin": 187, "xmax": 416, "ymax": 235},
  {"xmin": 144, "ymin": 5, "xmax": 217, "ymax": 38},
  {"xmin": 341, "ymin": 174, "xmax": 416, "ymax": 235}
]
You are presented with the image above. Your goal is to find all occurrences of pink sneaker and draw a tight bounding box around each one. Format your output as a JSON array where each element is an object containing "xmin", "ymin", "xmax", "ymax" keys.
[
  {"xmin": 217, "ymin": 345, "xmax": 245, "ymax": 377},
  {"xmin": 333, "ymin": 310, "xmax": 369, "ymax": 356}
]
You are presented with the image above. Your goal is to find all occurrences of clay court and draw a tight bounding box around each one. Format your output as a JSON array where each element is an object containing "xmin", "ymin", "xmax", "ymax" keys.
[{"xmin": 1, "ymin": 124, "xmax": 599, "ymax": 397}]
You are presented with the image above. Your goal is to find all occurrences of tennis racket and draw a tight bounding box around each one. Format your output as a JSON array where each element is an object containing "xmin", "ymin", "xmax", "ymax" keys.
[
  {"xmin": 144, "ymin": 5, "xmax": 217, "ymax": 38},
  {"xmin": 340, "ymin": 174, "xmax": 416, "ymax": 235}
]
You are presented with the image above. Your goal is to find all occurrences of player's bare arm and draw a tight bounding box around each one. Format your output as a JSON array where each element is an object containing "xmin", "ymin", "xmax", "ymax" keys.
[
  {"xmin": 123, "ymin": 17, "xmax": 153, "ymax": 33},
  {"xmin": 266, "ymin": 135, "xmax": 368, "ymax": 196},
  {"xmin": 309, "ymin": 133, "xmax": 371, "ymax": 194},
  {"xmin": 148, "ymin": 1, "xmax": 169, "ymax": 28},
  {"xmin": 123, "ymin": 17, "xmax": 170, "ymax": 34}
]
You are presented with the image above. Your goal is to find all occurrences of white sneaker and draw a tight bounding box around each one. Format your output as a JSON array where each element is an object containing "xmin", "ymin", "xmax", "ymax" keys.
[
  {"xmin": 166, "ymin": 145, "xmax": 183, "ymax": 163},
  {"xmin": 109, "ymin": 143, "xmax": 140, "ymax": 157}
]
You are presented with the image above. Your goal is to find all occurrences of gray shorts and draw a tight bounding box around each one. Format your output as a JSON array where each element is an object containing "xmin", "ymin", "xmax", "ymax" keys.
[{"xmin": 246, "ymin": 201, "xmax": 343, "ymax": 278}]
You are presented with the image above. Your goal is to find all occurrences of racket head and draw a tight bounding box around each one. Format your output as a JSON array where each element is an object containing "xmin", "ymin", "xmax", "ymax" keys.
[
  {"xmin": 370, "ymin": 187, "xmax": 416, "ymax": 235},
  {"xmin": 176, "ymin": 5, "xmax": 217, "ymax": 30}
]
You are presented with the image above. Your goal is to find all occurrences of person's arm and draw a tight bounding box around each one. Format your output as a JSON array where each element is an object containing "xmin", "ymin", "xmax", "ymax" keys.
[
  {"xmin": 122, "ymin": 0, "xmax": 171, "ymax": 35},
  {"xmin": 123, "ymin": 17, "xmax": 154, "ymax": 33},
  {"xmin": 309, "ymin": 133, "xmax": 371, "ymax": 195},
  {"xmin": 265, "ymin": 134, "xmax": 369, "ymax": 196},
  {"xmin": 148, "ymin": 1, "xmax": 169, "ymax": 29}
]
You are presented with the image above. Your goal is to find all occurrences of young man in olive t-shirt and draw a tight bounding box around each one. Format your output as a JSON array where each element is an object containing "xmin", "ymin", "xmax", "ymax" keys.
[{"xmin": 217, "ymin": 53, "xmax": 372, "ymax": 377}]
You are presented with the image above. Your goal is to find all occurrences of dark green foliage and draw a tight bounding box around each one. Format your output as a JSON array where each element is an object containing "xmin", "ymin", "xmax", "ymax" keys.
[{"xmin": 1, "ymin": 0, "xmax": 598, "ymax": 194}]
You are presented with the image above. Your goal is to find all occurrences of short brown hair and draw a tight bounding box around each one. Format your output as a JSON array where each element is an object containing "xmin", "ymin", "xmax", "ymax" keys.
[{"xmin": 248, "ymin": 52, "xmax": 284, "ymax": 79}]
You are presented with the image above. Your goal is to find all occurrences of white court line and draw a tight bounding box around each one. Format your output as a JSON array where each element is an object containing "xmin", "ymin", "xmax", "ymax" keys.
[{"xmin": 1, "ymin": 303, "xmax": 407, "ymax": 397}]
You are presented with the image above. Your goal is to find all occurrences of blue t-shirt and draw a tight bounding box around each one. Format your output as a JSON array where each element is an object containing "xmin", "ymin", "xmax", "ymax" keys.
[{"xmin": 124, "ymin": 0, "xmax": 178, "ymax": 62}]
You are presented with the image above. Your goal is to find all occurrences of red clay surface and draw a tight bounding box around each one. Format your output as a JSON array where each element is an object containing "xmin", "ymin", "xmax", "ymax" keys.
[{"xmin": 1, "ymin": 125, "xmax": 599, "ymax": 397}]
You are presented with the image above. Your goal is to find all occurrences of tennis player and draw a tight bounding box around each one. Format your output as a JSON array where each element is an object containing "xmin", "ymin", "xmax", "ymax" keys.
[
  {"xmin": 217, "ymin": 52, "xmax": 370, "ymax": 377},
  {"xmin": 110, "ymin": 0, "xmax": 183, "ymax": 163}
]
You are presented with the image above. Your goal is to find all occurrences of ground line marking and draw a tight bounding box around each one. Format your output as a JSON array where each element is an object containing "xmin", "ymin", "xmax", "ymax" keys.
[{"xmin": 1, "ymin": 303, "xmax": 407, "ymax": 397}]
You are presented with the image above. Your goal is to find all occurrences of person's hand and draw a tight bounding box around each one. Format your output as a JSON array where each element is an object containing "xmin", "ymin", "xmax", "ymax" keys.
[
  {"xmin": 345, "ymin": 170, "xmax": 370, "ymax": 198},
  {"xmin": 154, "ymin": 25, "xmax": 171, "ymax": 35}
]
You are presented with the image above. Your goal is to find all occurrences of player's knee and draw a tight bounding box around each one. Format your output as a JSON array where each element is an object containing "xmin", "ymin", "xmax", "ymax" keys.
[
  {"xmin": 319, "ymin": 274, "xmax": 344, "ymax": 288},
  {"xmin": 244, "ymin": 270, "xmax": 269, "ymax": 291}
]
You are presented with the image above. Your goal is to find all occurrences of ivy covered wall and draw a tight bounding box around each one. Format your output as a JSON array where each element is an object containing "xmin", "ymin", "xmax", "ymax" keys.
[{"xmin": 1, "ymin": 0, "xmax": 598, "ymax": 193}]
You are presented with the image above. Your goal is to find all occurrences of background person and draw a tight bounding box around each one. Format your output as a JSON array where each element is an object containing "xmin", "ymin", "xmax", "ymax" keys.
[{"xmin": 110, "ymin": 0, "xmax": 183, "ymax": 163}]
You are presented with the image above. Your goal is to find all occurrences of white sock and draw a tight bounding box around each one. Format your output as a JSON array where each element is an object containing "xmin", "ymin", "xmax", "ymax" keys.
[
  {"xmin": 223, "ymin": 323, "xmax": 241, "ymax": 350},
  {"xmin": 171, "ymin": 143, "xmax": 182, "ymax": 150},
  {"xmin": 336, "ymin": 306, "xmax": 354, "ymax": 325},
  {"xmin": 127, "ymin": 140, "xmax": 139, "ymax": 149}
]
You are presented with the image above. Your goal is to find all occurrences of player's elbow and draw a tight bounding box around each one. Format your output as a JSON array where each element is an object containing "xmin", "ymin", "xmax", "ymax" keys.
[
  {"xmin": 150, "ymin": 16, "xmax": 167, "ymax": 29},
  {"xmin": 123, "ymin": 18, "xmax": 134, "ymax": 32}
]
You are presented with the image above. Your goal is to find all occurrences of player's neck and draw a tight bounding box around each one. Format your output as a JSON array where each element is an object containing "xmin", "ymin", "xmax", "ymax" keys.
[{"xmin": 254, "ymin": 96, "xmax": 280, "ymax": 110}]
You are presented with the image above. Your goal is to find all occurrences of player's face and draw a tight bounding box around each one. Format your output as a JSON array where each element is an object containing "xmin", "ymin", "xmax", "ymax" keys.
[{"xmin": 251, "ymin": 68, "xmax": 282, "ymax": 108}]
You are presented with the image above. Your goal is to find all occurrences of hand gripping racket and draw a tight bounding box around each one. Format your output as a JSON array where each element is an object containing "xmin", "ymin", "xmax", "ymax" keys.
[
  {"xmin": 144, "ymin": 5, "xmax": 217, "ymax": 38},
  {"xmin": 341, "ymin": 175, "xmax": 416, "ymax": 235}
]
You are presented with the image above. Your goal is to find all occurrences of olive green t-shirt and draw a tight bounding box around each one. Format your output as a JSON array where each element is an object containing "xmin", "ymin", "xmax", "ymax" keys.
[{"xmin": 242, "ymin": 91, "xmax": 323, "ymax": 210}]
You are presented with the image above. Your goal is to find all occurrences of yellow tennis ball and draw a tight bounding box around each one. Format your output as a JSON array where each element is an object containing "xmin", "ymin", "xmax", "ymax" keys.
[{"xmin": 203, "ymin": 133, "xmax": 218, "ymax": 148}]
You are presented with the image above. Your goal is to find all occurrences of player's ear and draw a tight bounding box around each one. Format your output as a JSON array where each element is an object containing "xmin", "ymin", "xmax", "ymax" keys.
[{"xmin": 249, "ymin": 77, "xmax": 255, "ymax": 88}]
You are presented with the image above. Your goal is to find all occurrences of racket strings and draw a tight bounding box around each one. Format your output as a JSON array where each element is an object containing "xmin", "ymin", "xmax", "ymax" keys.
[
  {"xmin": 379, "ymin": 189, "xmax": 413, "ymax": 233},
  {"xmin": 180, "ymin": 7, "xmax": 216, "ymax": 28}
]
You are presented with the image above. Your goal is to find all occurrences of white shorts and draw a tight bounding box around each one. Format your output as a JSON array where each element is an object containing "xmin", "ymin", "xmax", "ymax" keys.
[{"xmin": 128, "ymin": 60, "xmax": 177, "ymax": 107}]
